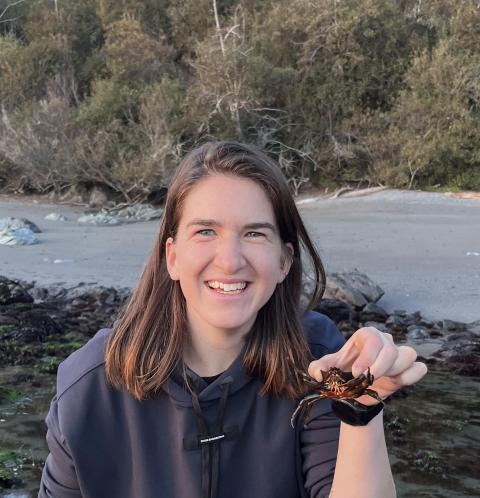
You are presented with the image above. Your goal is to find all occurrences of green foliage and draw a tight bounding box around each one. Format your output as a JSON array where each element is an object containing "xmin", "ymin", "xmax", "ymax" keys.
[
  {"xmin": 383, "ymin": 5, "xmax": 480, "ymax": 189},
  {"xmin": 0, "ymin": 0, "xmax": 31, "ymax": 38},
  {"xmin": 96, "ymin": 0, "xmax": 146, "ymax": 27},
  {"xmin": 0, "ymin": 325, "xmax": 16, "ymax": 335},
  {"xmin": 77, "ymin": 78, "xmax": 138, "ymax": 128},
  {"xmin": 0, "ymin": 35, "xmax": 69, "ymax": 110},
  {"xmin": 136, "ymin": 76, "xmax": 188, "ymax": 185},
  {"xmin": 104, "ymin": 15, "xmax": 173, "ymax": 85},
  {"xmin": 0, "ymin": 0, "xmax": 479, "ymax": 198},
  {"xmin": 0, "ymin": 450, "xmax": 22, "ymax": 487},
  {"xmin": 167, "ymin": 0, "xmax": 214, "ymax": 52}
]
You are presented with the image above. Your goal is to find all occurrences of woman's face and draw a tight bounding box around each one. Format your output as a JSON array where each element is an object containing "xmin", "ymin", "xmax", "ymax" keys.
[{"xmin": 166, "ymin": 174, "xmax": 293, "ymax": 340}]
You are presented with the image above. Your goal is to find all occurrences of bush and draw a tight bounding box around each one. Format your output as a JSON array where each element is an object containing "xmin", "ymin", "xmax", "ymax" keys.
[{"xmin": 383, "ymin": 5, "xmax": 480, "ymax": 189}]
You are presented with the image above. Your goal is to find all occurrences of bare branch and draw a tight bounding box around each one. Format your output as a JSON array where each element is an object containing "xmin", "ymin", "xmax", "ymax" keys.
[
  {"xmin": 212, "ymin": 0, "xmax": 225, "ymax": 58},
  {"xmin": 0, "ymin": 0, "xmax": 26, "ymax": 22}
]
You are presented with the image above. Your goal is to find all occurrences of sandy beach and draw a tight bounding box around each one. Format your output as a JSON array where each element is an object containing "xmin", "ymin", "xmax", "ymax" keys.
[{"xmin": 0, "ymin": 189, "xmax": 479, "ymax": 322}]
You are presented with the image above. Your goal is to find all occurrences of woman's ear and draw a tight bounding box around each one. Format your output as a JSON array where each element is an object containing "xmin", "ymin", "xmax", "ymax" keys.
[
  {"xmin": 279, "ymin": 243, "xmax": 294, "ymax": 283},
  {"xmin": 165, "ymin": 237, "xmax": 180, "ymax": 280}
]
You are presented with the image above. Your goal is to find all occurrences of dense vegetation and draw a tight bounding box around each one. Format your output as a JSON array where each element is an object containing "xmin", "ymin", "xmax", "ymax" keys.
[{"xmin": 0, "ymin": 0, "xmax": 479, "ymax": 202}]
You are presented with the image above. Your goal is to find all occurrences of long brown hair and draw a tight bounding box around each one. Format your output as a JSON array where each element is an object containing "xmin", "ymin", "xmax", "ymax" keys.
[{"xmin": 105, "ymin": 141, "xmax": 326, "ymax": 400}]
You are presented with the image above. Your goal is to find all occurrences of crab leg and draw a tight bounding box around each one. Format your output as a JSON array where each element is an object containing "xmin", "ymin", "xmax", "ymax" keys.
[
  {"xmin": 364, "ymin": 389, "xmax": 384, "ymax": 405},
  {"xmin": 290, "ymin": 394, "xmax": 324, "ymax": 427}
]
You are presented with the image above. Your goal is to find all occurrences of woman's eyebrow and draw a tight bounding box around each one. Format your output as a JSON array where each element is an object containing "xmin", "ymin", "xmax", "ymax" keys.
[{"xmin": 186, "ymin": 218, "xmax": 277, "ymax": 233}]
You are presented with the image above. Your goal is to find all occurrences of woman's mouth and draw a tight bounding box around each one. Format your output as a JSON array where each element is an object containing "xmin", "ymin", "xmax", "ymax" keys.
[{"xmin": 205, "ymin": 281, "xmax": 249, "ymax": 295}]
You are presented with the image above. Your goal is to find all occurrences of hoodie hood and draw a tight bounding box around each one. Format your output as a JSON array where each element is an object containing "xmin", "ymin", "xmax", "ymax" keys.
[{"xmin": 164, "ymin": 346, "xmax": 253, "ymax": 406}]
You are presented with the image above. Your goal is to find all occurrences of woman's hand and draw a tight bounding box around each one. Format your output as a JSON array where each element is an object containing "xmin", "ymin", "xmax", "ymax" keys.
[{"xmin": 308, "ymin": 327, "xmax": 428, "ymax": 405}]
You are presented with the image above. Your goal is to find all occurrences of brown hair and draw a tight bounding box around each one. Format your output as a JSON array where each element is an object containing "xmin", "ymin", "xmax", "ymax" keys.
[{"xmin": 105, "ymin": 141, "xmax": 326, "ymax": 400}]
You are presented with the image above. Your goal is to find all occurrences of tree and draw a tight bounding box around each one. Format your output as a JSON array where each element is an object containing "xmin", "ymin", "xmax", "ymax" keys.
[
  {"xmin": 378, "ymin": 4, "xmax": 480, "ymax": 189},
  {"xmin": 104, "ymin": 14, "xmax": 173, "ymax": 85}
]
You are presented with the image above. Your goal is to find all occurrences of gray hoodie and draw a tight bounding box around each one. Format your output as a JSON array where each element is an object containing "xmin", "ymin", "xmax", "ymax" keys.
[{"xmin": 38, "ymin": 311, "xmax": 345, "ymax": 498}]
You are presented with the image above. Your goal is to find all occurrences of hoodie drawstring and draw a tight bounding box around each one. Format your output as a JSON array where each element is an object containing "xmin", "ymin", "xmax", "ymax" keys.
[{"xmin": 189, "ymin": 377, "xmax": 233, "ymax": 498}]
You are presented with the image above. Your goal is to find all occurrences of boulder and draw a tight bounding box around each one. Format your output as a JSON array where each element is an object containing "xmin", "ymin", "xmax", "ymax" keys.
[
  {"xmin": 0, "ymin": 217, "xmax": 41, "ymax": 233},
  {"xmin": 45, "ymin": 212, "xmax": 68, "ymax": 221},
  {"xmin": 406, "ymin": 325, "xmax": 431, "ymax": 342},
  {"xmin": 0, "ymin": 227, "xmax": 38, "ymax": 246},
  {"xmin": 314, "ymin": 299, "xmax": 355, "ymax": 323},
  {"xmin": 324, "ymin": 270, "xmax": 384, "ymax": 308},
  {"xmin": 0, "ymin": 277, "xmax": 34, "ymax": 305},
  {"xmin": 360, "ymin": 302, "xmax": 389, "ymax": 322}
]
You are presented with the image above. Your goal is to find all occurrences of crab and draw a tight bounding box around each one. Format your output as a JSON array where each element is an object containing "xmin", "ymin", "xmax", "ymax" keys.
[{"xmin": 290, "ymin": 366, "xmax": 384, "ymax": 427}]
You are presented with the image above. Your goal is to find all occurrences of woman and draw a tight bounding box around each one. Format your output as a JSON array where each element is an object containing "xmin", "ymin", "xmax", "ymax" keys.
[{"xmin": 39, "ymin": 141, "xmax": 427, "ymax": 498}]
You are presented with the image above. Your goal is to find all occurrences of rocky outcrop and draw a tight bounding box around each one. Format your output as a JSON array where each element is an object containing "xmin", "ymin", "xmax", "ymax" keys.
[
  {"xmin": 0, "ymin": 277, "xmax": 129, "ymax": 369},
  {"xmin": 324, "ymin": 270, "xmax": 384, "ymax": 307}
]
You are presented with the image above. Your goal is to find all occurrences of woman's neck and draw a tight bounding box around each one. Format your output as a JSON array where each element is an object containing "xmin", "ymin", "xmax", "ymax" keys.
[{"xmin": 183, "ymin": 325, "xmax": 247, "ymax": 377}]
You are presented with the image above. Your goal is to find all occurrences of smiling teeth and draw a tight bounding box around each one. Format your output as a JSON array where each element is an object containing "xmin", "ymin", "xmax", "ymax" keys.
[{"xmin": 208, "ymin": 281, "xmax": 247, "ymax": 291}]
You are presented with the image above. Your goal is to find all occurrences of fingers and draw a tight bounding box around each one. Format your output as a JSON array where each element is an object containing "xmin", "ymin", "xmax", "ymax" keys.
[
  {"xmin": 308, "ymin": 327, "xmax": 388, "ymax": 380},
  {"xmin": 309, "ymin": 327, "xmax": 421, "ymax": 379},
  {"xmin": 350, "ymin": 328, "xmax": 387, "ymax": 377},
  {"xmin": 383, "ymin": 345, "xmax": 417, "ymax": 377},
  {"xmin": 361, "ymin": 341, "xmax": 399, "ymax": 379},
  {"xmin": 308, "ymin": 352, "xmax": 338, "ymax": 380},
  {"xmin": 308, "ymin": 327, "xmax": 427, "ymax": 393},
  {"xmin": 387, "ymin": 361, "xmax": 428, "ymax": 387}
]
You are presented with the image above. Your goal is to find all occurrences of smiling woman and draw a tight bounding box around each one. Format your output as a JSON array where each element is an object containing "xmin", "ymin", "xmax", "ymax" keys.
[
  {"xmin": 38, "ymin": 141, "xmax": 426, "ymax": 498},
  {"xmin": 164, "ymin": 174, "xmax": 294, "ymax": 376}
]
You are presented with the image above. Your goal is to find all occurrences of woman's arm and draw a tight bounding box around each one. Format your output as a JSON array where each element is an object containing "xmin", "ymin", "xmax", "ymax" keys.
[
  {"xmin": 330, "ymin": 412, "xmax": 395, "ymax": 498},
  {"xmin": 308, "ymin": 327, "xmax": 427, "ymax": 498},
  {"xmin": 38, "ymin": 396, "xmax": 82, "ymax": 498}
]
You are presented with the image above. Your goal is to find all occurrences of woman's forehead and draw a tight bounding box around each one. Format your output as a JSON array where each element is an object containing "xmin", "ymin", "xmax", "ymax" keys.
[{"xmin": 178, "ymin": 175, "xmax": 277, "ymax": 226}]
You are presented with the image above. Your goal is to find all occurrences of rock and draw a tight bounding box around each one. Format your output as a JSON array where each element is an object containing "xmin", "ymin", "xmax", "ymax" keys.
[
  {"xmin": 12, "ymin": 309, "xmax": 62, "ymax": 343},
  {"xmin": 406, "ymin": 325, "xmax": 431, "ymax": 342},
  {"xmin": 418, "ymin": 318, "xmax": 434, "ymax": 328},
  {"xmin": 314, "ymin": 299, "xmax": 355, "ymax": 323},
  {"xmin": 77, "ymin": 212, "xmax": 121, "ymax": 226},
  {"xmin": 384, "ymin": 314, "xmax": 408, "ymax": 337},
  {"xmin": 433, "ymin": 330, "xmax": 480, "ymax": 376},
  {"xmin": 0, "ymin": 217, "xmax": 41, "ymax": 233},
  {"xmin": 0, "ymin": 279, "xmax": 130, "ymax": 368},
  {"xmin": 300, "ymin": 274, "xmax": 316, "ymax": 309},
  {"xmin": 45, "ymin": 212, "xmax": 68, "ymax": 221},
  {"xmin": 442, "ymin": 319, "xmax": 468, "ymax": 333},
  {"xmin": 77, "ymin": 203, "xmax": 163, "ymax": 227},
  {"xmin": 0, "ymin": 227, "xmax": 39, "ymax": 246},
  {"xmin": 0, "ymin": 277, "xmax": 33, "ymax": 305},
  {"xmin": 363, "ymin": 321, "xmax": 387, "ymax": 332},
  {"xmin": 336, "ymin": 320, "xmax": 358, "ymax": 337},
  {"xmin": 325, "ymin": 276, "xmax": 367, "ymax": 308},
  {"xmin": 386, "ymin": 314, "xmax": 406, "ymax": 327},
  {"xmin": 28, "ymin": 287, "xmax": 50, "ymax": 303},
  {"xmin": 114, "ymin": 203, "xmax": 163, "ymax": 221},
  {"xmin": 360, "ymin": 302, "xmax": 388, "ymax": 321},
  {"xmin": 403, "ymin": 311, "xmax": 422, "ymax": 326},
  {"xmin": 467, "ymin": 320, "xmax": 480, "ymax": 336},
  {"xmin": 324, "ymin": 270, "xmax": 384, "ymax": 308}
]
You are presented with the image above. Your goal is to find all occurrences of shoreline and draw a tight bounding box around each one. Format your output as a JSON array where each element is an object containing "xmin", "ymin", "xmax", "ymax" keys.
[
  {"xmin": 1, "ymin": 189, "xmax": 479, "ymax": 323},
  {"xmin": 2, "ymin": 186, "xmax": 480, "ymax": 208}
]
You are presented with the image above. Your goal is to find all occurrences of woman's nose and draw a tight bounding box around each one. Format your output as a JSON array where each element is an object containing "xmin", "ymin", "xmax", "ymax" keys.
[{"xmin": 214, "ymin": 236, "xmax": 246, "ymax": 273}]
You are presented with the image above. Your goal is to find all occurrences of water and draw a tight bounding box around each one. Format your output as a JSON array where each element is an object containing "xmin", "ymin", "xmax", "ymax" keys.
[
  {"xmin": 386, "ymin": 367, "xmax": 480, "ymax": 498},
  {"xmin": 1, "ymin": 366, "xmax": 478, "ymax": 497}
]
